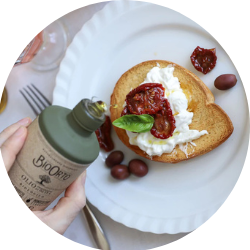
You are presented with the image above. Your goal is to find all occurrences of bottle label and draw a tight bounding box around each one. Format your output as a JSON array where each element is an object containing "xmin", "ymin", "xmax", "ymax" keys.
[{"xmin": 8, "ymin": 118, "xmax": 89, "ymax": 211}]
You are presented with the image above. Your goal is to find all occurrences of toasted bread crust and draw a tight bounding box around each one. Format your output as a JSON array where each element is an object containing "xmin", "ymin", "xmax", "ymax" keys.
[{"xmin": 110, "ymin": 60, "xmax": 234, "ymax": 163}]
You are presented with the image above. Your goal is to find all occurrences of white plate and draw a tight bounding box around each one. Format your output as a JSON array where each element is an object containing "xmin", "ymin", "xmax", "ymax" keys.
[{"xmin": 53, "ymin": 1, "xmax": 249, "ymax": 234}]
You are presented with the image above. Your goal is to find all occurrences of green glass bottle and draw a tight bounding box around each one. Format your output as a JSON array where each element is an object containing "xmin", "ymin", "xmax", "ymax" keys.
[{"xmin": 8, "ymin": 99, "xmax": 106, "ymax": 211}]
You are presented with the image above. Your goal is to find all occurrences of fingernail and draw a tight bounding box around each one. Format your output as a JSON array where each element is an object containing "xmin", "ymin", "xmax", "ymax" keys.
[
  {"xmin": 14, "ymin": 126, "xmax": 26, "ymax": 137},
  {"xmin": 18, "ymin": 117, "xmax": 32, "ymax": 126}
]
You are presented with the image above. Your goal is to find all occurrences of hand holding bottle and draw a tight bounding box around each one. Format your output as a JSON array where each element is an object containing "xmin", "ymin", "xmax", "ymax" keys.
[{"xmin": 0, "ymin": 117, "xmax": 87, "ymax": 235}]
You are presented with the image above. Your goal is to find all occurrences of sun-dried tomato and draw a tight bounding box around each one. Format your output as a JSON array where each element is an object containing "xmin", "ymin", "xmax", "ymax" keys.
[
  {"xmin": 122, "ymin": 84, "xmax": 176, "ymax": 139},
  {"xmin": 150, "ymin": 99, "xmax": 176, "ymax": 139},
  {"xmin": 121, "ymin": 106, "xmax": 129, "ymax": 116},
  {"xmin": 126, "ymin": 83, "xmax": 165, "ymax": 115},
  {"xmin": 190, "ymin": 46, "xmax": 217, "ymax": 74},
  {"xmin": 95, "ymin": 115, "xmax": 114, "ymax": 152}
]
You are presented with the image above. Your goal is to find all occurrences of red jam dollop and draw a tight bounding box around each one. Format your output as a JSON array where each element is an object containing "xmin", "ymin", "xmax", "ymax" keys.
[
  {"xmin": 122, "ymin": 83, "xmax": 176, "ymax": 139},
  {"xmin": 95, "ymin": 115, "xmax": 114, "ymax": 152},
  {"xmin": 190, "ymin": 46, "xmax": 217, "ymax": 74}
]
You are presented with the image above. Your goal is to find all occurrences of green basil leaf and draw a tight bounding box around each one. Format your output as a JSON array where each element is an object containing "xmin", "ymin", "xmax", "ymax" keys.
[{"xmin": 112, "ymin": 114, "xmax": 154, "ymax": 133}]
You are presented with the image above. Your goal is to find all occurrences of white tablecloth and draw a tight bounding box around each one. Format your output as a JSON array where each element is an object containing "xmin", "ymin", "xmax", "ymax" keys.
[{"xmin": 0, "ymin": 3, "xmax": 187, "ymax": 249}]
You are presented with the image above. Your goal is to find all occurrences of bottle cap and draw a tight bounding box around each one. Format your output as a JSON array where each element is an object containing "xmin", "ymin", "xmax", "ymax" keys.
[{"xmin": 72, "ymin": 99, "xmax": 106, "ymax": 132}]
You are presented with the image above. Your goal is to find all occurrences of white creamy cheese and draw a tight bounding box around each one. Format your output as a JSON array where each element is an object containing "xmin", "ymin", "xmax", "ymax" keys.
[{"xmin": 126, "ymin": 65, "xmax": 208, "ymax": 157}]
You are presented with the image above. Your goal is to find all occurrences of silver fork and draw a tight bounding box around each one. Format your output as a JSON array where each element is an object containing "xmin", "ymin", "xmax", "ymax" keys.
[
  {"xmin": 20, "ymin": 84, "xmax": 51, "ymax": 116},
  {"xmin": 20, "ymin": 84, "xmax": 110, "ymax": 250}
]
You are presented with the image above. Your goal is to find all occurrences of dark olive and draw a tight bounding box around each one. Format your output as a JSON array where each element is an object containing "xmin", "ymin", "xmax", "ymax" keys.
[
  {"xmin": 111, "ymin": 165, "xmax": 130, "ymax": 180},
  {"xmin": 214, "ymin": 74, "xmax": 237, "ymax": 90},
  {"xmin": 105, "ymin": 151, "xmax": 124, "ymax": 168},
  {"xmin": 128, "ymin": 159, "xmax": 148, "ymax": 177}
]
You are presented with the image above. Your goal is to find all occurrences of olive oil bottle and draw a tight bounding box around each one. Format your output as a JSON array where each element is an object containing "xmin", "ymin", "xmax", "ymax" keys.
[{"xmin": 8, "ymin": 99, "xmax": 106, "ymax": 211}]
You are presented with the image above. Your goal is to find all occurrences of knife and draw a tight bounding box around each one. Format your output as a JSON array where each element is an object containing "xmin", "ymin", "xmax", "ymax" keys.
[{"xmin": 82, "ymin": 200, "xmax": 110, "ymax": 250}]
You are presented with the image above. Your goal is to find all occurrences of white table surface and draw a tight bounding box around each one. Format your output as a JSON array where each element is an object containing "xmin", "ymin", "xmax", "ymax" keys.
[{"xmin": 0, "ymin": 2, "xmax": 188, "ymax": 249}]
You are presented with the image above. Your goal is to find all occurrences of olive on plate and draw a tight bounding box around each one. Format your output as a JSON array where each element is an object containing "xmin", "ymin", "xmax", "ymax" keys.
[
  {"xmin": 105, "ymin": 150, "xmax": 124, "ymax": 168},
  {"xmin": 128, "ymin": 159, "xmax": 148, "ymax": 177},
  {"xmin": 111, "ymin": 165, "xmax": 130, "ymax": 180},
  {"xmin": 214, "ymin": 74, "xmax": 237, "ymax": 90}
]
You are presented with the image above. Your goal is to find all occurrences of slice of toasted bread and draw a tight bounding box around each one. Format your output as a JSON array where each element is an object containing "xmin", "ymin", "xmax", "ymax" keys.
[{"xmin": 110, "ymin": 60, "xmax": 233, "ymax": 163}]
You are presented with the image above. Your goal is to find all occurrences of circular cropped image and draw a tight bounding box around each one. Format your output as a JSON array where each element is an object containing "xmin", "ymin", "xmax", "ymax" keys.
[{"xmin": 1, "ymin": 1, "xmax": 249, "ymax": 250}]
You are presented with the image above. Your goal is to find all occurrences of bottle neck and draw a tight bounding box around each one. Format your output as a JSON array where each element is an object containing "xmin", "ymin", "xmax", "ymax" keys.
[{"xmin": 71, "ymin": 99, "xmax": 106, "ymax": 132}]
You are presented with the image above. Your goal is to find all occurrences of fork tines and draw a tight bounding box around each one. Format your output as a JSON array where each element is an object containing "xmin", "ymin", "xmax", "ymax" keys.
[{"xmin": 20, "ymin": 84, "xmax": 51, "ymax": 116}]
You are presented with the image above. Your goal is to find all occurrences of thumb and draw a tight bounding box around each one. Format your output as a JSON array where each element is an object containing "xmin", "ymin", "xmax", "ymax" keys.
[{"xmin": 1, "ymin": 126, "xmax": 28, "ymax": 172}]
